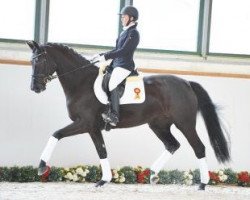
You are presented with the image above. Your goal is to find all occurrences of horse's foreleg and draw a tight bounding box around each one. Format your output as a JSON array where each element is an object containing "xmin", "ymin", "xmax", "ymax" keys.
[
  {"xmin": 89, "ymin": 130, "xmax": 112, "ymax": 187},
  {"xmin": 38, "ymin": 119, "xmax": 83, "ymax": 176}
]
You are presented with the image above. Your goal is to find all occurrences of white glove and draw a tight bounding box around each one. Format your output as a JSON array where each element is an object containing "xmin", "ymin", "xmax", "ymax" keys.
[{"xmin": 91, "ymin": 54, "xmax": 105, "ymax": 63}]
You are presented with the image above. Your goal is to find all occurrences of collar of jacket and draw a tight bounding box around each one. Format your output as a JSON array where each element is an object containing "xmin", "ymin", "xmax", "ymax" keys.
[{"xmin": 123, "ymin": 22, "xmax": 137, "ymax": 31}]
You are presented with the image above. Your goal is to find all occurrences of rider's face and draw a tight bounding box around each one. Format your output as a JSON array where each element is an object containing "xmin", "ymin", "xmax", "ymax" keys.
[{"xmin": 121, "ymin": 14, "xmax": 130, "ymax": 27}]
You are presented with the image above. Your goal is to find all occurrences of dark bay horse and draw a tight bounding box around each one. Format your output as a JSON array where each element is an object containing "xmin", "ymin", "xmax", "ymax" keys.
[{"xmin": 27, "ymin": 41, "xmax": 230, "ymax": 190}]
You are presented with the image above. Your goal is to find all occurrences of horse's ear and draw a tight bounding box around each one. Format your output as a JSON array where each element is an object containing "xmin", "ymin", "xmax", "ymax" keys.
[{"xmin": 26, "ymin": 40, "xmax": 40, "ymax": 51}]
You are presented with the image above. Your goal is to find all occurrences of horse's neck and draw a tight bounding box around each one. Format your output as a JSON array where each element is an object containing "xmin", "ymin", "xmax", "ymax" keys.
[{"xmin": 56, "ymin": 59, "xmax": 98, "ymax": 97}]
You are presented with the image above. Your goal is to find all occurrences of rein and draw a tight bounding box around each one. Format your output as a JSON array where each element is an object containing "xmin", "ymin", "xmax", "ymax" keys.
[{"xmin": 48, "ymin": 60, "xmax": 99, "ymax": 81}]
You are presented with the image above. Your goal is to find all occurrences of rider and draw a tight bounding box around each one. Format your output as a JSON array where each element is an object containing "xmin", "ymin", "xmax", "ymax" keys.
[{"xmin": 92, "ymin": 6, "xmax": 140, "ymax": 126}]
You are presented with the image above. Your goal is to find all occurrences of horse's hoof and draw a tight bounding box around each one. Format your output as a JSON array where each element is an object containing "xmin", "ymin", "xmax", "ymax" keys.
[
  {"xmin": 150, "ymin": 175, "xmax": 159, "ymax": 184},
  {"xmin": 95, "ymin": 180, "xmax": 107, "ymax": 187},
  {"xmin": 198, "ymin": 183, "xmax": 206, "ymax": 191},
  {"xmin": 38, "ymin": 165, "xmax": 50, "ymax": 176}
]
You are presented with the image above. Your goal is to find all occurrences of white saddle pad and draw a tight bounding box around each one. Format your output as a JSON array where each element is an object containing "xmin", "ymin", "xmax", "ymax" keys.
[{"xmin": 94, "ymin": 69, "xmax": 145, "ymax": 105}]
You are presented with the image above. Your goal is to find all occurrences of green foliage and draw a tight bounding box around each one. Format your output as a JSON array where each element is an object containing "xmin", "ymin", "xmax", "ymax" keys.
[
  {"xmin": 158, "ymin": 171, "xmax": 172, "ymax": 184},
  {"xmin": 0, "ymin": 166, "xmax": 39, "ymax": 182},
  {"xmin": 223, "ymin": 168, "xmax": 238, "ymax": 184},
  {"xmin": 0, "ymin": 167, "xmax": 10, "ymax": 182},
  {"xmin": 169, "ymin": 170, "xmax": 184, "ymax": 184},
  {"xmin": 191, "ymin": 169, "xmax": 200, "ymax": 184},
  {"xmin": 85, "ymin": 166, "xmax": 101, "ymax": 183},
  {"xmin": 119, "ymin": 166, "xmax": 137, "ymax": 184},
  {"xmin": 158, "ymin": 170, "xmax": 184, "ymax": 184},
  {"xmin": 48, "ymin": 167, "xmax": 63, "ymax": 182}
]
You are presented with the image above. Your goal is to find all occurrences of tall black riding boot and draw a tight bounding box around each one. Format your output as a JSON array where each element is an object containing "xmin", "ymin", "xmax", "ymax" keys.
[{"xmin": 102, "ymin": 88, "xmax": 120, "ymax": 126}]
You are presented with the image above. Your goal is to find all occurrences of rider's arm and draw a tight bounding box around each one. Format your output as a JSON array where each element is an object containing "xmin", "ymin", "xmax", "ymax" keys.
[{"xmin": 103, "ymin": 30, "xmax": 139, "ymax": 60}]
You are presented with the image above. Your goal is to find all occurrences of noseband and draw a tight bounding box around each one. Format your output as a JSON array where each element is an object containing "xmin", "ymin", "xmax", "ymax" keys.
[{"xmin": 31, "ymin": 51, "xmax": 57, "ymax": 84}]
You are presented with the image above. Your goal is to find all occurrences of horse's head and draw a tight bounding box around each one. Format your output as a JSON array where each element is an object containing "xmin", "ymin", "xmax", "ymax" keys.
[{"xmin": 27, "ymin": 41, "xmax": 57, "ymax": 93}]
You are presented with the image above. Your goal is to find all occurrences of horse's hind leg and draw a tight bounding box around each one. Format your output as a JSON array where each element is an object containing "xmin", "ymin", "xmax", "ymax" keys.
[
  {"xmin": 38, "ymin": 119, "xmax": 83, "ymax": 176},
  {"xmin": 148, "ymin": 119, "xmax": 180, "ymax": 183},
  {"xmin": 176, "ymin": 122, "xmax": 209, "ymax": 190}
]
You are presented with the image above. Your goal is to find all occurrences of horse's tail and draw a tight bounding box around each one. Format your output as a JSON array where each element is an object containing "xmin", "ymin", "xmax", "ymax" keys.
[{"xmin": 189, "ymin": 81, "xmax": 230, "ymax": 163}]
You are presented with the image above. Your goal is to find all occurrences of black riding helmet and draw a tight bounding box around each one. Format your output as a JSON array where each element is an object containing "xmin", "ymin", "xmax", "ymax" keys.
[{"xmin": 119, "ymin": 6, "xmax": 139, "ymax": 21}]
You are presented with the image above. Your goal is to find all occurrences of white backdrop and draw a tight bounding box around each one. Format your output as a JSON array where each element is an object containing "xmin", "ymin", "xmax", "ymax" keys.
[{"xmin": 0, "ymin": 64, "xmax": 250, "ymax": 171}]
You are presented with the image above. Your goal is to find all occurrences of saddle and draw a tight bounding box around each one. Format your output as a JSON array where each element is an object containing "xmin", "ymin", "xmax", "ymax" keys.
[
  {"xmin": 101, "ymin": 66, "xmax": 139, "ymax": 100},
  {"xmin": 93, "ymin": 64, "xmax": 145, "ymax": 105}
]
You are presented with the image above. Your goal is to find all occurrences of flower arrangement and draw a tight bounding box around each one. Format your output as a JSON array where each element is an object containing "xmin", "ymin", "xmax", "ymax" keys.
[
  {"xmin": 0, "ymin": 166, "xmax": 248, "ymax": 187},
  {"xmin": 62, "ymin": 166, "xmax": 90, "ymax": 182},
  {"xmin": 209, "ymin": 170, "xmax": 228, "ymax": 185},
  {"xmin": 183, "ymin": 171, "xmax": 193, "ymax": 185},
  {"xmin": 134, "ymin": 166, "xmax": 150, "ymax": 184},
  {"xmin": 237, "ymin": 171, "xmax": 250, "ymax": 187},
  {"xmin": 112, "ymin": 168, "xmax": 125, "ymax": 183}
]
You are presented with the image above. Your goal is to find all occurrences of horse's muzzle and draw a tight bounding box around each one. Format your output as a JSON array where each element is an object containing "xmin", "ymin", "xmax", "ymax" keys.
[{"xmin": 31, "ymin": 81, "xmax": 46, "ymax": 93}]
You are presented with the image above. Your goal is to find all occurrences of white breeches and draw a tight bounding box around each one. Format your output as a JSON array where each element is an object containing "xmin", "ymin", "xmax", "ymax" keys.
[{"xmin": 108, "ymin": 67, "xmax": 131, "ymax": 91}]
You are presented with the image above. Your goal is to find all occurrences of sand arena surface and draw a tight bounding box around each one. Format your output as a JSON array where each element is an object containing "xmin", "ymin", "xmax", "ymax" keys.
[{"xmin": 0, "ymin": 182, "xmax": 250, "ymax": 200}]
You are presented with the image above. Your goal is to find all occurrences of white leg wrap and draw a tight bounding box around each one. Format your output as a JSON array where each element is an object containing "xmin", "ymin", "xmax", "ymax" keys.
[
  {"xmin": 40, "ymin": 136, "xmax": 58, "ymax": 163},
  {"xmin": 198, "ymin": 157, "xmax": 210, "ymax": 184},
  {"xmin": 151, "ymin": 150, "xmax": 172, "ymax": 174},
  {"xmin": 100, "ymin": 158, "xmax": 112, "ymax": 182}
]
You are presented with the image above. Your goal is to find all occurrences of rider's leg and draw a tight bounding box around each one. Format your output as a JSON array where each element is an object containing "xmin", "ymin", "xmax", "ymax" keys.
[
  {"xmin": 102, "ymin": 67, "xmax": 131, "ymax": 126},
  {"xmin": 107, "ymin": 87, "xmax": 120, "ymax": 126}
]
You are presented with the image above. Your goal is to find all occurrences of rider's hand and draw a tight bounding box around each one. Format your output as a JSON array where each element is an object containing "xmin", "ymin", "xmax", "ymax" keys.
[{"xmin": 91, "ymin": 54, "xmax": 106, "ymax": 63}]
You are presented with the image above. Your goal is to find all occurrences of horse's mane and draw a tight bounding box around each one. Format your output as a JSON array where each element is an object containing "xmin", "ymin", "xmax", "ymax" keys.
[{"xmin": 45, "ymin": 43, "xmax": 90, "ymax": 64}]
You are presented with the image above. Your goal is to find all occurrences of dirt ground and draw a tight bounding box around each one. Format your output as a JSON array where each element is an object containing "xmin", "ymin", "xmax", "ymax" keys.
[{"xmin": 0, "ymin": 182, "xmax": 250, "ymax": 200}]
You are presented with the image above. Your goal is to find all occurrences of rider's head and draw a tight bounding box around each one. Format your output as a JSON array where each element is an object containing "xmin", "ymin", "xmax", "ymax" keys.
[{"xmin": 119, "ymin": 6, "xmax": 139, "ymax": 27}]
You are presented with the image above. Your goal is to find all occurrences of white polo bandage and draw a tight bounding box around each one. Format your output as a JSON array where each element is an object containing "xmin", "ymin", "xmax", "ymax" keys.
[
  {"xmin": 151, "ymin": 150, "xmax": 172, "ymax": 174},
  {"xmin": 40, "ymin": 136, "xmax": 58, "ymax": 162},
  {"xmin": 100, "ymin": 158, "xmax": 112, "ymax": 182},
  {"xmin": 198, "ymin": 157, "xmax": 210, "ymax": 184}
]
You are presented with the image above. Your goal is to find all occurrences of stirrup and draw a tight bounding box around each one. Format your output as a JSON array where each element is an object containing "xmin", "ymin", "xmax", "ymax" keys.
[
  {"xmin": 102, "ymin": 112, "xmax": 109, "ymax": 121},
  {"xmin": 102, "ymin": 112, "xmax": 119, "ymax": 126},
  {"xmin": 108, "ymin": 113, "xmax": 119, "ymax": 126}
]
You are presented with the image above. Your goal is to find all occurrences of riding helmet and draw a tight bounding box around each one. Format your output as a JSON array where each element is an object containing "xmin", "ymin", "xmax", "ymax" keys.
[{"xmin": 119, "ymin": 6, "xmax": 139, "ymax": 21}]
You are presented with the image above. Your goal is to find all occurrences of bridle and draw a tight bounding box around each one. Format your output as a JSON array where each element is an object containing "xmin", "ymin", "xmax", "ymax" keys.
[
  {"xmin": 31, "ymin": 50, "xmax": 57, "ymax": 85},
  {"xmin": 31, "ymin": 50, "xmax": 99, "ymax": 85}
]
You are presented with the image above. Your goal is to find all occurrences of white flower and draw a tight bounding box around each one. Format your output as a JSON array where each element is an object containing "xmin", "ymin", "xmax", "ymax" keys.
[
  {"xmin": 219, "ymin": 174, "xmax": 228, "ymax": 182},
  {"xmin": 66, "ymin": 172, "xmax": 74, "ymax": 180},
  {"xmin": 218, "ymin": 170, "xmax": 224, "ymax": 176},
  {"xmin": 76, "ymin": 167, "xmax": 84, "ymax": 175},
  {"xmin": 73, "ymin": 174, "xmax": 79, "ymax": 182},
  {"xmin": 64, "ymin": 167, "xmax": 70, "ymax": 172},
  {"xmin": 75, "ymin": 167, "xmax": 89, "ymax": 177},
  {"xmin": 184, "ymin": 171, "xmax": 189, "ymax": 177},
  {"xmin": 113, "ymin": 172, "xmax": 119, "ymax": 179},
  {"xmin": 119, "ymin": 176, "xmax": 125, "ymax": 183},
  {"xmin": 188, "ymin": 174, "xmax": 193, "ymax": 180}
]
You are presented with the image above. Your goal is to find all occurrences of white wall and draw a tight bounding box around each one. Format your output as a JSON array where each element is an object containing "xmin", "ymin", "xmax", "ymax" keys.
[{"xmin": 0, "ymin": 64, "xmax": 250, "ymax": 171}]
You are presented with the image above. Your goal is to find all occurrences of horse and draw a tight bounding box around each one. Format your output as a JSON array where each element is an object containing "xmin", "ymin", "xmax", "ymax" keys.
[{"xmin": 27, "ymin": 40, "xmax": 230, "ymax": 190}]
